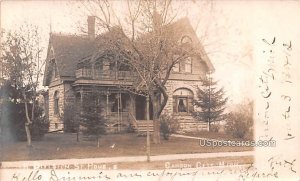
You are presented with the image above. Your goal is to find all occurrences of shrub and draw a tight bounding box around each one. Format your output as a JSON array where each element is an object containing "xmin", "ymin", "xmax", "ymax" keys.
[
  {"xmin": 63, "ymin": 103, "xmax": 79, "ymax": 133},
  {"xmin": 210, "ymin": 124, "xmax": 220, "ymax": 133},
  {"xmin": 160, "ymin": 113, "xmax": 179, "ymax": 140},
  {"xmin": 225, "ymin": 111, "xmax": 253, "ymax": 139},
  {"xmin": 0, "ymin": 100, "xmax": 48, "ymax": 141},
  {"xmin": 80, "ymin": 93, "xmax": 106, "ymax": 137}
]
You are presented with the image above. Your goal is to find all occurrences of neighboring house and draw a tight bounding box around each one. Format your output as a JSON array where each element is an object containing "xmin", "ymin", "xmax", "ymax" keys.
[{"xmin": 43, "ymin": 16, "xmax": 214, "ymax": 133}]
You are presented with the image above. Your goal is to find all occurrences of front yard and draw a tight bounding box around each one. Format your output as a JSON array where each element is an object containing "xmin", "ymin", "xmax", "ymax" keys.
[{"xmin": 1, "ymin": 132, "xmax": 253, "ymax": 162}]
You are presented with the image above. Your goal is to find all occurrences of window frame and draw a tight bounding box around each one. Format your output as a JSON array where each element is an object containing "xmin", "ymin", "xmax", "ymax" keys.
[
  {"xmin": 171, "ymin": 56, "xmax": 193, "ymax": 74},
  {"xmin": 54, "ymin": 91, "xmax": 59, "ymax": 115},
  {"xmin": 173, "ymin": 88, "xmax": 194, "ymax": 115}
]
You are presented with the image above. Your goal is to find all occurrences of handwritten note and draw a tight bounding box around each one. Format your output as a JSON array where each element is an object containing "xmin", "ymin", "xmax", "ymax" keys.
[{"xmin": 255, "ymin": 33, "xmax": 299, "ymax": 179}]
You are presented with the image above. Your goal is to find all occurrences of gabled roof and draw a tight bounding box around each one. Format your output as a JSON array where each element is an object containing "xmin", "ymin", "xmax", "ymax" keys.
[
  {"xmin": 50, "ymin": 34, "xmax": 97, "ymax": 77},
  {"xmin": 43, "ymin": 28, "xmax": 125, "ymax": 86},
  {"xmin": 136, "ymin": 17, "xmax": 214, "ymax": 72},
  {"xmin": 43, "ymin": 17, "xmax": 214, "ymax": 86},
  {"xmin": 163, "ymin": 17, "xmax": 214, "ymax": 71}
]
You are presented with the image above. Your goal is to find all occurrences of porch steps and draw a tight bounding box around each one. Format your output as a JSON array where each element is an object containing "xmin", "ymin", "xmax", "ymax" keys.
[
  {"xmin": 130, "ymin": 120, "xmax": 154, "ymax": 136},
  {"xmin": 175, "ymin": 115, "xmax": 209, "ymax": 132}
]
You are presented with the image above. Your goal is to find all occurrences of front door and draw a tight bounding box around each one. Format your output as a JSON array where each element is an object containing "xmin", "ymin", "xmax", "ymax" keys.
[{"xmin": 135, "ymin": 95, "xmax": 153, "ymax": 120}]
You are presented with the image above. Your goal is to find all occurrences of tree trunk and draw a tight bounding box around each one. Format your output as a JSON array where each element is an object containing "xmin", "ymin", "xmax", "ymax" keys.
[
  {"xmin": 151, "ymin": 95, "xmax": 161, "ymax": 144},
  {"xmin": 150, "ymin": 92, "xmax": 160, "ymax": 144},
  {"xmin": 152, "ymin": 117, "xmax": 160, "ymax": 144},
  {"xmin": 76, "ymin": 130, "xmax": 79, "ymax": 142},
  {"xmin": 24, "ymin": 101, "xmax": 32, "ymax": 147},
  {"xmin": 97, "ymin": 135, "xmax": 100, "ymax": 148}
]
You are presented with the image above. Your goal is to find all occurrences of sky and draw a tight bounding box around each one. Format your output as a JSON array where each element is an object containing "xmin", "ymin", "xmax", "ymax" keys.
[{"xmin": 1, "ymin": 0, "xmax": 300, "ymax": 106}]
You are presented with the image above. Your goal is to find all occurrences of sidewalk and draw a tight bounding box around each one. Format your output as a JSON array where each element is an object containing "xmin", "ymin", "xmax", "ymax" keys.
[
  {"xmin": 171, "ymin": 134, "xmax": 235, "ymax": 142},
  {"xmin": 1, "ymin": 150, "xmax": 254, "ymax": 168}
]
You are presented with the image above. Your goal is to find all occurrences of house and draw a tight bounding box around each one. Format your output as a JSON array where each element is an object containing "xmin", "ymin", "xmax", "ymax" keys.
[{"xmin": 43, "ymin": 16, "xmax": 214, "ymax": 133}]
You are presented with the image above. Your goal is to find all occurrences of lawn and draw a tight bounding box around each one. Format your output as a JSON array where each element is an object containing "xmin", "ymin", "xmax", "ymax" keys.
[{"xmin": 0, "ymin": 133, "xmax": 253, "ymax": 161}]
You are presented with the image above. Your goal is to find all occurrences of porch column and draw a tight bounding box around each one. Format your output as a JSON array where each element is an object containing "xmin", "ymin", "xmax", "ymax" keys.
[
  {"xmin": 120, "ymin": 93, "xmax": 122, "ymax": 132},
  {"xmin": 146, "ymin": 95, "xmax": 150, "ymax": 162},
  {"xmin": 106, "ymin": 91, "xmax": 109, "ymax": 117},
  {"xmin": 80, "ymin": 89, "xmax": 83, "ymax": 115},
  {"xmin": 117, "ymin": 93, "xmax": 120, "ymax": 132}
]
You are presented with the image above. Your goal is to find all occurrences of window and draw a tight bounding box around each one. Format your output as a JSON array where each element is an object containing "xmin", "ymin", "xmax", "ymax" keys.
[
  {"xmin": 110, "ymin": 93, "xmax": 127, "ymax": 112},
  {"xmin": 173, "ymin": 88, "xmax": 194, "ymax": 114},
  {"xmin": 54, "ymin": 91, "xmax": 59, "ymax": 115},
  {"xmin": 185, "ymin": 57, "xmax": 192, "ymax": 73},
  {"xmin": 51, "ymin": 59, "xmax": 58, "ymax": 77},
  {"xmin": 172, "ymin": 56, "xmax": 192, "ymax": 73},
  {"xmin": 172, "ymin": 63, "xmax": 179, "ymax": 72},
  {"xmin": 181, "ymin": 35, "xmax": 192, "ymax": 44}
]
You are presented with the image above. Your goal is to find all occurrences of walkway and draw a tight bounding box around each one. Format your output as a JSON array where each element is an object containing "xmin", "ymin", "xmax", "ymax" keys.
[{"xmin": 1, "ymin": 150, "xmax": 254, "ymax": 168}]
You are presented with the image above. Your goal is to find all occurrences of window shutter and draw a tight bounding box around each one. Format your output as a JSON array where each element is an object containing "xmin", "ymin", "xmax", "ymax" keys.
[
  {"xmin": 173, "ymin": 96, "xmax": 177, "ymax": 113},
  {"xmin": 188, "ymin": 96, "xmax": 194, "ymax": 112}
]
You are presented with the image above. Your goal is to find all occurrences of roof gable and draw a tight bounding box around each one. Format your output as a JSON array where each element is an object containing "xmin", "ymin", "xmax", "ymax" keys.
[{"xmin": 42, "ymin": 17, "xmax": 214, "ymax": 86}]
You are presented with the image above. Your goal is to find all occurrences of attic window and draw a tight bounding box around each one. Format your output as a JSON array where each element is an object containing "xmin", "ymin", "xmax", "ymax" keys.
[
  {"xmin": 51, "ymin": 59, "xmax": 58, "ymax": 77},
  {"xmin": 181, "ymin": 35, "xmax": 192, "ymax": 44},
  {"xmin": 172, "ymin": 56, "xmax": 192, "ymax": 73},
  {"xmin": 185, "ymin": 57, "xmax": 192, "ymax": 73}
]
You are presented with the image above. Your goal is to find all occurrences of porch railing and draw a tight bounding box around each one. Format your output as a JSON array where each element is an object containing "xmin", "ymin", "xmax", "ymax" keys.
[
  {"xmin": 128, "ymin": 112, "xmax": 153, "ymax": 135},
  {"xmin": 75, "ymin": 68, "xmax": 137, "ymax": 81}
]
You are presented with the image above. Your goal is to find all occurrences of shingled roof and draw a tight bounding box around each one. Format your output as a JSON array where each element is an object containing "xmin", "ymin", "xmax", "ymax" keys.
[
  {"xmin": 43, "ymin": 17, "xmax": 214, "ymax": 86},
  {"xmin": 50, "ymin": 34, "xmax": 97, "ymax": 77},
  {"xmin": 43, "ymin": 27, "xmax": 126, "ymax": 86}
]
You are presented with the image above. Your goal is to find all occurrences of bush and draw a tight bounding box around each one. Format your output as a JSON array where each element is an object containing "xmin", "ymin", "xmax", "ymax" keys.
[
  {"xmin": 63, "ymin": 104, "xmax": 79, "ymax": 133},
  {"xmin": 210, "ymin": 124, "xmax": 220, "ymax": 133},
  {"xmin": 80, "ymin": 93, "xmax": 106, "ymax": 137},
  {"xmin": 225, "ymin": 111, "xmax": 253, "ymax": 139},
  {"xmin": 0, "ymin": 100, "xmax": 48, "ymax": 141},
  {"xmin": 160, "ymin": 113, "xmax": 179, "ymax": 140}
]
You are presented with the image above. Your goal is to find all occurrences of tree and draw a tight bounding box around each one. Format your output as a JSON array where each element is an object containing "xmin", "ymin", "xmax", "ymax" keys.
[
  {"xmin": 0, "ymin": 80, "xmax": 48, "ymax": 142},
  {"xmin": 81, "ymin": 0, "xmax": 204, "ymax": 143},
  {"xmin": 80, "ymin": 91, "xmax": 106, "ymax": 147},
  {"xmin": 193, "ymin": 72, "xmax": 228, "ymax": 131},
  {"xmin": 225, "ymin": 100, "xmax": 254, "ymax": 139},
  {"xmin": 1, "ymin": 24, "xmax": 45, "ymax": 146}
]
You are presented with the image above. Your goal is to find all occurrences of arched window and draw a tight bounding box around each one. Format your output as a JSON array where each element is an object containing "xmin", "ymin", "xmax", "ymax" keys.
[
  {"xmin": 181, "ymin": 35, "xmax": 192, "ymax": 44},
  {"xmin": 173, "ymin": 88, "xmax": 194, "ymax": 113},
  {"xmin": 54, "ymin": 91, "xmax": 59, "ymax": 115}
]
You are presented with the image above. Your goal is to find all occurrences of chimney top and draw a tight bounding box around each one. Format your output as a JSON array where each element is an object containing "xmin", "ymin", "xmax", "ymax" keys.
[
  {"xmin": 153, "ymin": 11, "xmax": 162, "ymax": 31},
  {"xmin": 87, "ymin": 16, "xmax": 95, "ymax": 39}
]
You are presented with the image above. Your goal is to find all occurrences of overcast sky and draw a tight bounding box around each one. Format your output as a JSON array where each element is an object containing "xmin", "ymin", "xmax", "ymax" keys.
[{"xmin": 1, "ymin": 0, "xmax": 300, "ymax": 106}]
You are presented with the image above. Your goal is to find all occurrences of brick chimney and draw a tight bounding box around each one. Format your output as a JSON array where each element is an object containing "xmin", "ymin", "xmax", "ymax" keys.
[
  {"xmin": 87, "ymin": 16, "xmax": 95, "ymax": 39},
  {"xmin": 153, "ymin": 11, "xmax": 162, "ymax": 31}
]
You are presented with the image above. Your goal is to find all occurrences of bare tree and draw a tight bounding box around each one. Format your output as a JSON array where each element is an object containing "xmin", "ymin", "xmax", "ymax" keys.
[
  {"xmin": 1, "ymin": 24, "xmax": 45, "ymax": 146},
  {"xmin": 81, "ymin": 0, "xmax": 208, "ymax": 143}
]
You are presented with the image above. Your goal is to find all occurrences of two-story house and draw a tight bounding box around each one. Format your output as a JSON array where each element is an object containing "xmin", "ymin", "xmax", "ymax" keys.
[{"xmin": 43, "ymin": 16, "xmax": 214, "ymax": 133}]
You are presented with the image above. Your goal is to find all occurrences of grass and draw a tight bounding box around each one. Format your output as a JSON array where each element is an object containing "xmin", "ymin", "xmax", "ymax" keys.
[
  {"xmin": 0, "ymin": 133, "xmax": 253, "ymax": 162},
  {"xmin": 180, "ymin": 131, "xmax": 252, "ymax": 141},
  {"xmin": 114, "ymin": 156, "xmax": 254, "ymax": 170}
]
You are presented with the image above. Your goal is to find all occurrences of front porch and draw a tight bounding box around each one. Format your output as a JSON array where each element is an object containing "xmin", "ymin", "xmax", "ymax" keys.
[{"xmin": 73, "ymin": 86, "xmax": 154, "ymax": 134}]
